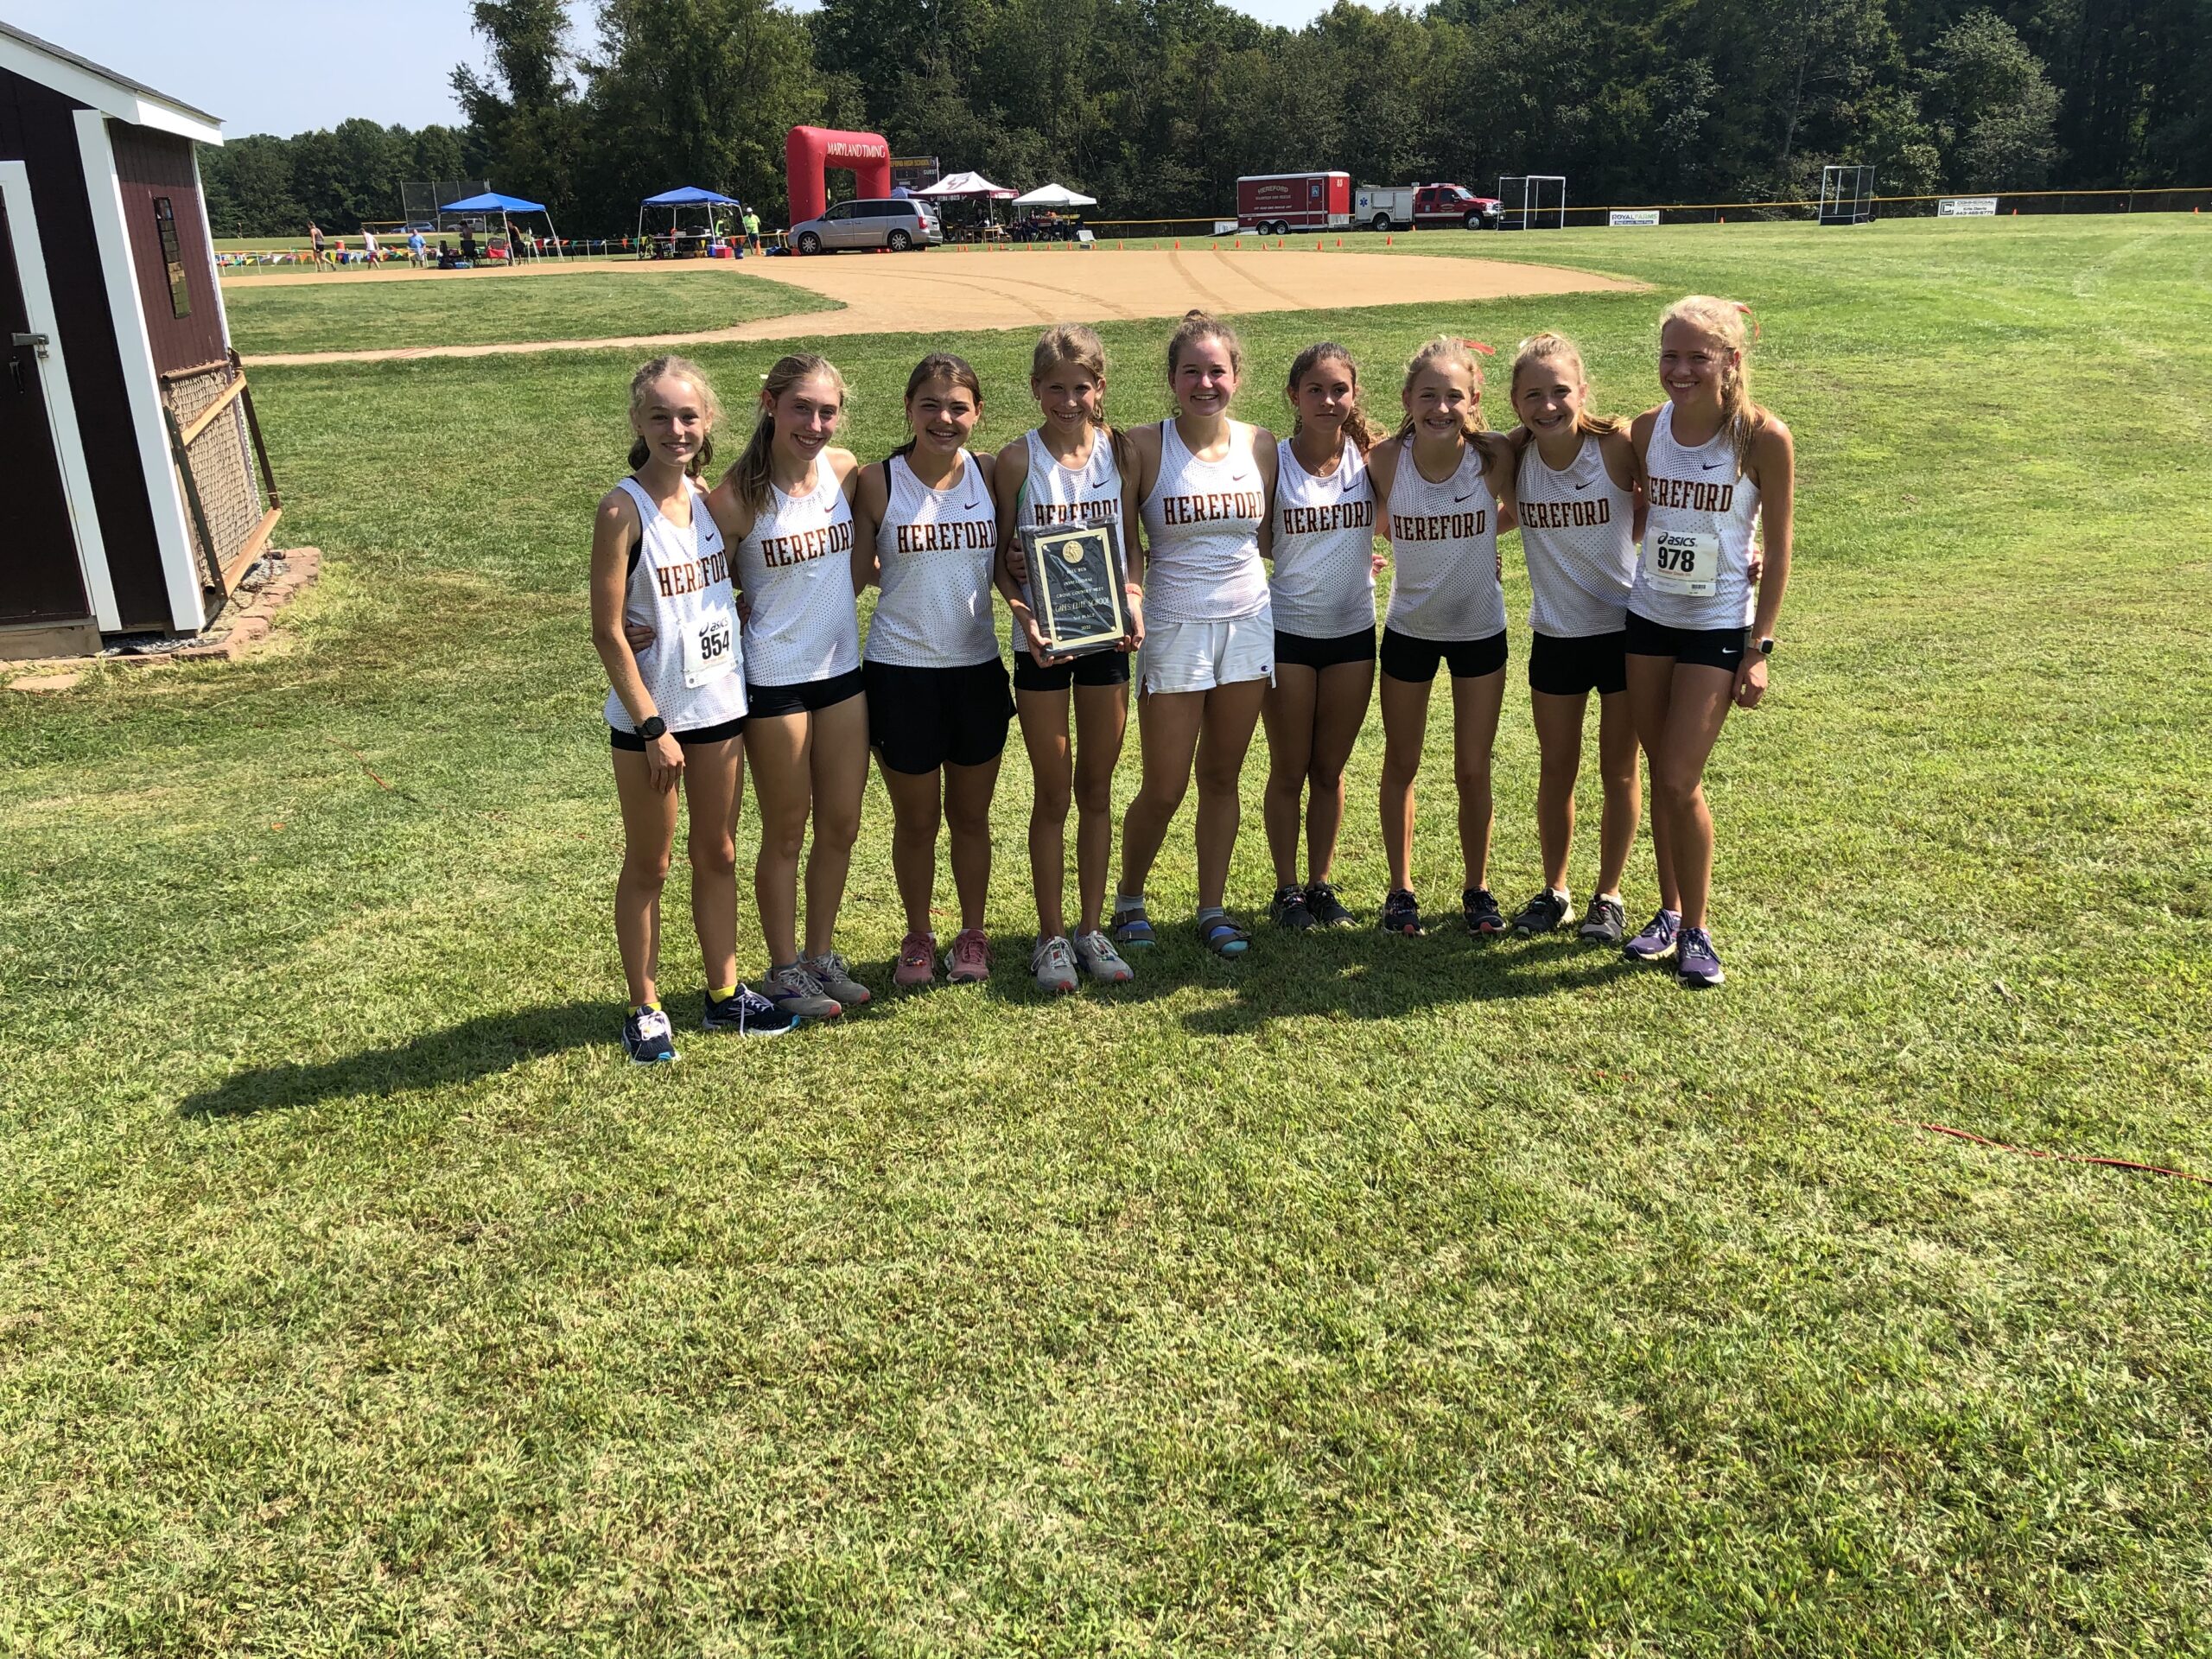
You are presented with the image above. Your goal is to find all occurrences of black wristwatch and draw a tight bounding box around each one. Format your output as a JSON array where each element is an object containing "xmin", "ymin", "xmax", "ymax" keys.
[
  {"xmin": 1751, "ymin": 637, "xmax": 1775, "ymax": 657},
  {"xmin": 639, "ymin": 715, "xmax": 668, "ymax": 741}
]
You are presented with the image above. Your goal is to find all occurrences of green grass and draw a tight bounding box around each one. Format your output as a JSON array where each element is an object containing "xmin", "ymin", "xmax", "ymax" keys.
[
  {"xmin": 4, "ymin": 218, "xmax": 2210, "ymax": 1654},
  {"xmin": 222, "ymin": 267, "xmax": 832, "ymax": 354}
]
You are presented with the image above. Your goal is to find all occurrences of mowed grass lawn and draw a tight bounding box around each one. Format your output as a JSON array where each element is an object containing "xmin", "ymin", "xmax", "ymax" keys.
[
  {"xmin": 221, "ymin": 265, "xmax": 833, "ymax": 355},
  {"xmin": 4, "ymin": 219, "xmax": 2210, "ymax": 1654}
]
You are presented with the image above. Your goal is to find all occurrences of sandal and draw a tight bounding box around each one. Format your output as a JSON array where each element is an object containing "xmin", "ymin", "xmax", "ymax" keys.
[
  {"xmin": 1197, "ymin": 914, "xmax": 1251, "ymax": 957},
  {"xmin": 1111, "ymin": 903, "xmax": 1156, "ymax": 949}
]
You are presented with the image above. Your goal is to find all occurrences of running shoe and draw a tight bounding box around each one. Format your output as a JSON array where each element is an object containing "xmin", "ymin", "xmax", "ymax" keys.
[
  {"xmin": 1577, "ymin": 895, "xmax": 1628, "ymax": 945},
  {"xmin": 1031, "ymin": 934, "xmax": 1079, "ymax": 995},
  {"xmin": 1463, "ymin": 887, "xmax": 1506, "ymax": 936},
  {"xmin": 893, "ymin": 931, "xmax": 938, "ymax": 989},
  {"xmin": 622, "ymin": 1006, "xmax": 678, "ymax": 1065},
  {"xmin": 945, "ymin": 928, "xmax": 990, "ymax": 984},
  {"xmin": 764, "ymin": 962, "xmax": 842, "ymax": 1021},
  {"xmin": 1073, "ymin": 929, "xmax": 1135, "ymax": 983},
  {"xmin": 702, "ymin": 984, "xmax": 801, "ymax": 1036},
  {"xmin": 1511, "ymin": 888, "xmax": 1571, "ymax": 936},
  {"xmin": 1305, "ymin": 881, "xmax": 1356, "ymax": 929},
  {"xmin": 804, "ymin": 950, "xmax": 873, "ymax": 1008},
  {"xmin": 1623, "ymin": 908, "xmax": 1681, "ymax": 963},
  {"xmin": 1380, "ymin": 888, "xmax": 1425, "ymax": 937},
  {"xmin": 1676, "ymin": 927, "xmax": 1726, "ymax": 988},
  {"xmin": 1269, "ymin": 884, "xmax": 1317, "ymax": 930}
]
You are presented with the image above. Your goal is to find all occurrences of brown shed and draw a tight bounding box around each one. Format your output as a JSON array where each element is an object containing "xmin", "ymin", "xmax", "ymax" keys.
[{"xmin": 1, "ymin": 22, "xmax": 278, "ymax": 658}]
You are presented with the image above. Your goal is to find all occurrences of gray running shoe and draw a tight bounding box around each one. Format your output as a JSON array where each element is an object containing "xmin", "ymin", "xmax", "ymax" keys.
[
  {"xmin": 1623, "ymin": 909, "xmax": 1681, "ymax": 963},
  {"xmin": 765, "ymin": 962, "xmax": 842, "ymax": 1021},
  {"xmin": 1031, "ymin": 935, "xmax": 1080, "ymax": 995},
  {"xmin": 1073, "ymin": 929, "xmax": 1135, "ymax": 983},
  {"xmin": 1511, "ymin": 888, "xmax": 1571, "ymax": 936},
  {"xmin": 1676, "ymin": 927, "xmax": 1726, "ymax": 988},
  {"xmin": 1577, "ymin": 895, "xmax": 1627, "ymax": 945},
  {"xmin": 804, "ymin": 950, "xmax": 873, "ymax": 1007}
]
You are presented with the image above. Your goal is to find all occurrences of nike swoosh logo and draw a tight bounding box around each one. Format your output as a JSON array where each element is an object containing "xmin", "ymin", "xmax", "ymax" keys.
[
  {"xmin": 1700, "ymin": 461, "xmax": 1726, "ymax": 471},
  {"xmin": 1573, "ymin": 481, "xmax": 1592, "ymax": 492}
]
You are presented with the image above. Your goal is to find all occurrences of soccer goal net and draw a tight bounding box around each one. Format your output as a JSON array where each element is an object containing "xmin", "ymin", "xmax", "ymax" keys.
[
  {"xmin": 1818, "ymin": 165, "xmax": 1874, "ymax": 226},
  {"xmin": 1497, "ymin": 175, "xmax": 1567, "ymax": 231}
]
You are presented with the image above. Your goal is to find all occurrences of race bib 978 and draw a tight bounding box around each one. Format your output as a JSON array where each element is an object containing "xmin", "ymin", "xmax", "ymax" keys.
[
  {"xmin": 682, "ymin": 606, "xmax": 737, "ymax": 690},
  {"xmin": 1644, "ymin": 530, "xmax": 1720, "ymax": 597}
]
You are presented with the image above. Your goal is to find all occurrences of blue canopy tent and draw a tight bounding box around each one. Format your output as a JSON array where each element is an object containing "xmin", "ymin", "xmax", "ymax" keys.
[
  {"xmin": 639, "ymin": 186, "xmax": 742, "ymax": 257},
  {"xmin": 438, "ymin": 191, "xmax": 562, "ymax": 261}
]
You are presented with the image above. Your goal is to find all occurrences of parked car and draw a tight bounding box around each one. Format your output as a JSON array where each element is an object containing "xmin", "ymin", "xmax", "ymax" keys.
[{"xmin": 788, "ymin": 198, "xmax": 944, "ymax": 254}]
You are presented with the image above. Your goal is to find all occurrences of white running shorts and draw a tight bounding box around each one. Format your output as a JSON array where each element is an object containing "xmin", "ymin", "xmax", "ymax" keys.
[{"xmin": 1138, "ymin": 613, "xmax": 1275, "ymax": 696}]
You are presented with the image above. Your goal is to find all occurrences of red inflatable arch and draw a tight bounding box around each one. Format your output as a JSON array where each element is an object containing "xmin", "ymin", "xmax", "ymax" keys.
[{"xmin": 785, "ymin": 126, "xmax": 893, "ymax": 226}]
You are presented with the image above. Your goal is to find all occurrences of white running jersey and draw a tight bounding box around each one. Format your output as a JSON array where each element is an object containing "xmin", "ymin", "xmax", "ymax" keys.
[
  {"xmin": 1632, "ymin": 402, "xmax": 1760, "ymax": 629},
  {"xmin": 1382, "ymin": 438, "xmax": 1504, "ymax": 641},
  {"xmin": 1139, "ymin": 419, "xmax": 1270, "ymax": 625},
  {"xmin": 1014, "ymin": 427, "xmax": 1124, "ymax": 656},
  {"xmin": 1516, "ymin": 434, "xmax": 1637, "ymax": 639},
  {"xmin": 734, "ymin": 462, "xmax": 861, "ymax": 687},
  {"xmin": 1268, "ymin": 435, "xmax": 1376, "ymax": 638},
  {"xmin": 866, "ymin": 452, "xmax": 1000, "ymax": 668},
  {"xmin": 602, "ymin": 474, "xmax": 747, "ymax": 734}
]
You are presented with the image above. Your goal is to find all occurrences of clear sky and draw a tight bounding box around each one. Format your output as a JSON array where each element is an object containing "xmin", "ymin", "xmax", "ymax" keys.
[{"xmin": 22, "ymin": 0, "xmax": 1332, "ymax": 137}]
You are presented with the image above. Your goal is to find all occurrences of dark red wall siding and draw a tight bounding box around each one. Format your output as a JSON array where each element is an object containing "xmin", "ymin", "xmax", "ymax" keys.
[
  {"xmin": 110, "ymin": 124, "xmax": 225, "ymax": 372},
  {"xmin": 0, "ymin": 66, "xmax": 169, "ymax": 628}
]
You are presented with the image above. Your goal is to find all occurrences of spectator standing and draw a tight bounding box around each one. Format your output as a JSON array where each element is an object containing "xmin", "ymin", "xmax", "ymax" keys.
[
  {"xmin": 744, "ymin": 207, "xmax": 762, "ymax": 255},
  {"xmin": 308, "ymin": 220, "xmax": 325, "ymax": 264},
  {"xmin": 361, "ymin": 226, "xmax": 380, "ymax": 264},
  {"xmin": 408, "ymin": 227, "xmax": 427, "ymax": 268}
]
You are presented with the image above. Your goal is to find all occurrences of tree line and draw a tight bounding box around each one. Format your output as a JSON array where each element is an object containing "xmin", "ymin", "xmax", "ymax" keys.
[{"xmin": 199, "ymin": 0, "xmax": 2211, "ymax": 238}]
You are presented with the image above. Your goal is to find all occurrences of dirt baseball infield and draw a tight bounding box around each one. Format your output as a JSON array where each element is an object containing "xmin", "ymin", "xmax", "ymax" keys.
[{"xmin": 238, "ymin": 248, "xmax": 1639, "ymax": 366}]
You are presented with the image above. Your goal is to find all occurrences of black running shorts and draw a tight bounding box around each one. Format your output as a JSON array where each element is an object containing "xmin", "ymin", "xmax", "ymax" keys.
[
  {"xmin": 1274, "ymin": 626, "xmax": 1377, "ymax": 671},
  {"xmin": 1379, "ymin": 626, "xmax": 1509, "ymax": 684},
  {"xmin": 1528, "ymin": 630, "xmax": 1629, "ymax": 697},
  {"xmin": 864, "ymin": 658, "xmax": 1015, "ymax": 774},
  {"xmin": 1011, "ymin": 646, "xmax": 1131, "ymax": 693},
  {"xmin": 1624, "ymin": 610, "xmax": 1748, "ymax": 674},
  {"xmin": 609, "ymin": 713, "xmax": 746, "ymax": 751},
  {"xmin": 747, "ymin": 665, "xmax": 868, "ymax": 719}
]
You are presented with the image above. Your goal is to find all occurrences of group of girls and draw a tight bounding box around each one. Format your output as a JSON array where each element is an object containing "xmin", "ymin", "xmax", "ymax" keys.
[{"xmin": 591, "ymin": 297, "xmax": 1791, "ymax": 1064}]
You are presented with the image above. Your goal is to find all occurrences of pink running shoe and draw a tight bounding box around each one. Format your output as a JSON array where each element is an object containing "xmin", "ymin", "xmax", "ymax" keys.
[
  {"xmin": 946, "ymin": 927, "xmax": 990, "ymax": 984},
  {"xmin": 893, "ymin": 931, "xmax": 938, "ymax": 989}
]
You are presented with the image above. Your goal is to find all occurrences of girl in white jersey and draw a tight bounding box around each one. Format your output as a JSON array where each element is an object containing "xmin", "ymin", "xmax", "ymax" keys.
[
  {"xmin": 1113, "ymin": 311, "xmax": 1280, "ymax": 958},
  {"xmin": 708, "ymin": 353, "xmax": 873, "ymax": 1022},
  {"xmin": 994, "ymin": 324, "xmax": 1141, "ymax": 995},
  {"xmin": 1503, "ymin": 331, "xmax": 1646, "ymax": 947},
  {"xmin": 1369, "ymin": 336, "xmax": 1519, "ymax": 939},
  {"xmin": 855, "ymin": 353, "xmax": 1011, "ymax": 991},
  {"xmin": 1262, "ymin": 341, "xmax": 1384, "ymax": 932},
  {"xmin": 591, "ymin": 357, "xmax": 798, "ymax": 1063},
  {"xmin": 1623, "ymin": 296, "xmax": 1795, "ymax": 988}
]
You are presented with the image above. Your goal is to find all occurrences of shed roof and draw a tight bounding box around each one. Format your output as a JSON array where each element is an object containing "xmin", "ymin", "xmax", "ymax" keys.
[{"xmin": 0, "ymin": 21, "xmax": 224, "ymax": 143}]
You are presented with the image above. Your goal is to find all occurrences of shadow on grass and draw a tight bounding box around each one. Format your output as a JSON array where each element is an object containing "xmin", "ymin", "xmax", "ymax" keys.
[{"xmin": 181, "ymin": 1001, "xmax": 608, "ymax": 1118}]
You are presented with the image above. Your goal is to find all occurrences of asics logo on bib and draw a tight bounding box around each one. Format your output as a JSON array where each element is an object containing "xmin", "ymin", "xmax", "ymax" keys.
[
  {"xmin": 1647, "ymin": 475, "xmax": 1736, "ymax": 512},
  {"xmin": 1517, "ymin": 497, "xmax": 1612, "ymax": 530},
  {"xmin": 757, "ymin": 518, "xmax": 855, "ymax": 567},
  {"xmin": 1279, "ymin": 499, "xmax": 1375, "ymax": 536},
  {"xmin": 893, "ymin": 518, "xmax": 995, "ymax": 554},
  {"xmin": 1157, "ymin": 490, "xmax": 1265, "ymax": 526},
  {"xmin": 654, "ymin": 548, "xmax": 730, "ymax": 597},
  {"xmin": 1029, "ymin": 499, "xmax": 1120, "ymax": 525},
  {"xmin": 1391, "ymin": 509, "xmax": 1487, "ymax": 541}
]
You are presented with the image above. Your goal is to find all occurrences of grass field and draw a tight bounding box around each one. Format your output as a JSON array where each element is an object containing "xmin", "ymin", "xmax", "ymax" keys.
[
  {"xmin": 4, "ymin": 218, "xmax": 2210, "ymax": 1654},
  {"xmin": 220, "ymin": 266, "xmax": 832, "ymax": 355}
]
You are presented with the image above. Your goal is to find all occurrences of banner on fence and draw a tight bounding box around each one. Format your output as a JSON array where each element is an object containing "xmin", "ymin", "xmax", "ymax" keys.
[
  {"xmin": 1938, "ymin": 197, "xmax": 2000, "ymax": 217},
  {"xmin": 1608, "ymin": 209, "xmax": 1661, "ymax": 226}
]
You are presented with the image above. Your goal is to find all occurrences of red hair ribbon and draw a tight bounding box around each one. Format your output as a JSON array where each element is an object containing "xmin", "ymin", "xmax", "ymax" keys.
[
  {"xmin": 1733, "ymin": 302, "xmax": 1761, "ymax": 340},
  {"xmin": 1459, "ymin": 337, "xmax": 1497, "ymax": 356}
]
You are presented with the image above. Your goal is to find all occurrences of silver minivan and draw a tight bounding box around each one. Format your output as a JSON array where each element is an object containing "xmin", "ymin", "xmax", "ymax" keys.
[{"xmin": 789, "ymin": 198, "xmax": 944, "ymax": 254}]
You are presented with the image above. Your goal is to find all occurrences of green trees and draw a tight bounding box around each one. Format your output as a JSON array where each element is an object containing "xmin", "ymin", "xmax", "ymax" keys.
[{"xmin": 197, "ymin": 0, "xmax": 2191, "ymax": 238}]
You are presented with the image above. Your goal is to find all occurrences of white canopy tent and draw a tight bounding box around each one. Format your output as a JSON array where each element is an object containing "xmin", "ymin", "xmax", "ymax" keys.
[
  {"xmin": 914, "ymin": 171, "xmax": 1016, "ymax": 199},
  {"xmin": 1011, "ymin": 183, "xmax": 1097, "ymax": 208}
]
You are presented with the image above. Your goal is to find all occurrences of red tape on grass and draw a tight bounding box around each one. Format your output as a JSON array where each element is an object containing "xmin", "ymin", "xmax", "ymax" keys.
[{"xmin": 1910, "ymin": 1121, "xmax": 2210, "ymax": 1185}]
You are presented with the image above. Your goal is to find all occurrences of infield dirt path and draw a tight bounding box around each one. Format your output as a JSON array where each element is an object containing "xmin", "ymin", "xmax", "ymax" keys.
[{"xmin": 238, "ymin": 249, "xmax": 1639, "ymax": 366}]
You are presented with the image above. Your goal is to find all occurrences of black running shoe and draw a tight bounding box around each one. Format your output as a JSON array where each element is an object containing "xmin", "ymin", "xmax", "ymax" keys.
[
  {"xmin": 702, "ymin": 983, "xmax": 801, "ymax": 1036},
  {"xmin": 622, "ymin": 1006, "xmax": 678, "ymax": 1065},
  {"xmin": 1304, "ymin": 881, "xmax": 1356, "ymax": 929},
  {"xmin": 1511, "ymin": 888, "xmax": 1570, "ymax": 936},
  {"xmin": 1269, "ymin": 883, "xmax": 1317, "ymax": 930},
  {"xmin": 1463, "ymin": 887, "xmax": 1505, "ymax": 936},
  {"xmin": 1577, "ymin": 895, "xmax": 1627, "ymax": 945},
  {"xmin": 1380, "ymin": 888, "xmax": 1425, "ymax": 937}
]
